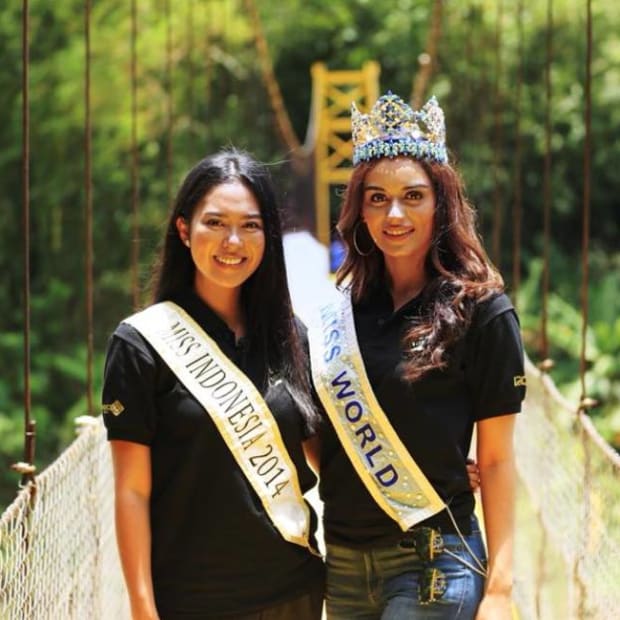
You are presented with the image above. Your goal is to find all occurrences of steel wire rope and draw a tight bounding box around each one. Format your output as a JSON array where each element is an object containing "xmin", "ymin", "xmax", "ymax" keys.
[
  {"xmin": 186, "ymin": 0, "xmax": 195, "ymax": 156},
  {"xmin": 14, "ymin": 0, "xmax": 37, "ymax": 486},
  {"xmin": 511, "ymin": 0, "xmax": 524, "ymax": 310},
  {"xmin": 491, "ymin": 0, "xmax": 504, "ymax": 269},
  {"xmin": 204, "ymin": 0, "xmax": 215, "ymax": 140},
  {"xmin": 575, "ymin": 3, "xmax": 595, "ymax": 614},
  {"xmin": 579, "ymin": 0, "xmax": 593, "ymax": 412},
  {"xmin": 539, "ymin": 0, "xmax": 554, "ymax": 371},
  {"xmin": 165, "ymin": 0, "xmax": 174, "ymax": 207},
  {"xmin": 130, "ymin": 0, "xmax": 140, "ymax": 309},
  {"xmin": 84, "ymin": 0, "xmax": 94, "ymax": 416}
]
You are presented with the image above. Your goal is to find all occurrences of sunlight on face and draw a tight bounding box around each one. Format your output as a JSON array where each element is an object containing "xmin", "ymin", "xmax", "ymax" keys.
[
  {"xmin": 180, "ymin": 181, "xmax": 266, "ymax": 298},
  {"xmin": 362, "ymin": 157, "xmax": 436, "ymax": 265}
]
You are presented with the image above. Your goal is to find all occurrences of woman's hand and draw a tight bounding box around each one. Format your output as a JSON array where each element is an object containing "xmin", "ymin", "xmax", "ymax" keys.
[
  {"xmin": 466, "ymin": 457, "xmax": 481, "ymax": 492},
  {"xmin": 475, "ymin": 592, "xmax": 513, "ymax": 620}
]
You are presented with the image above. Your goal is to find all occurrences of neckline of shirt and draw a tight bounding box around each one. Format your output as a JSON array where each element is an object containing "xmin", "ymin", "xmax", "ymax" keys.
[
  {"xmin": 172, "ymin": 288, "xmax": 249, "ymax": 350},
  {"xmin": 356, "ymin": 280, "xmax": 423, "ymax": 325}
]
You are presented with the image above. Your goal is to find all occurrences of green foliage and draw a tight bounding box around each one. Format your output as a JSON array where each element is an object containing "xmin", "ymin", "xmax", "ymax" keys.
[{"xmin": 1, "ymin": 0, "xmax": 619, "ymax": 511}]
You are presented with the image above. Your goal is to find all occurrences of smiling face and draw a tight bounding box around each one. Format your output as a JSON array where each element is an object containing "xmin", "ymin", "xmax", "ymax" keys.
[
  {"xmin": 361, "ymin": 157, "xmax": 436, "ymax": 267},
  {"xmin": 176, "ymin": 180, "xmax": 265, "ymax": 299}
]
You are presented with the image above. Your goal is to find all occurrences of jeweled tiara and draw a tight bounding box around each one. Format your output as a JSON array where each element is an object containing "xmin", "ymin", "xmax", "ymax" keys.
[{"xmin": 351, "ymin": 92, "xmax": 448, "ymax": 166}]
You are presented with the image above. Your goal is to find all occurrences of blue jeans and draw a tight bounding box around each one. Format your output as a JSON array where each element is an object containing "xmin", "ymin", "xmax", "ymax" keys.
[{"xmin": 325, "ymin": 517, "xmax": 487, "ymax": 619}]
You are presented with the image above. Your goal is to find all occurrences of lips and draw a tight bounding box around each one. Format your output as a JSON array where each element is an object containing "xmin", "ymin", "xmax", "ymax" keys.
[
  {"xmin": 214, "ymin": 255, "xmax": 245, "ymax": 266},
  {"xmin": 383, "ymin": 228, "xmax": 414, "ymax": 238}
]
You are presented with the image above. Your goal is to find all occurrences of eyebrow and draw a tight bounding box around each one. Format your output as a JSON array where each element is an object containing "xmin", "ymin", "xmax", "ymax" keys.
[
  {"xmin": 202, "ymin": 210, "xmax": 262, "ymax": 218},
  {"xmin": 363, "ymin": 183, "xmax": 430, "ymax": 191}
]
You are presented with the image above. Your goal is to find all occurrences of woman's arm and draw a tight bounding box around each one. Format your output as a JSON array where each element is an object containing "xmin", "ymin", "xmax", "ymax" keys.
[
  {"xmin": 475, "ymin": 413, "xmax": 517, "ymax": 620},
  {"xmin": 110, "ymin": 440, "xmax": 160, "ymax": 620}
]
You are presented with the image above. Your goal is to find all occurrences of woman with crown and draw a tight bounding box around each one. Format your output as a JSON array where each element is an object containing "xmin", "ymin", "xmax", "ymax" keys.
[{"xmin": 307, "ymin": 93, "xmax": 526, "ymax": 619}]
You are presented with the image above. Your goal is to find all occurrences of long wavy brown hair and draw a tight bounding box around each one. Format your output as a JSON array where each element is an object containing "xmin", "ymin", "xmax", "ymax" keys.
[{"xmin": 336, "ymin": 158, "xmax": 504, "ymax": 381}]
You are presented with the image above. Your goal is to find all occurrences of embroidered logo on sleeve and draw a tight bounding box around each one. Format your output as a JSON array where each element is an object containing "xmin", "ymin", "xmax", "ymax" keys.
[
  {"xmin": 102, "ymin": 400, "xmax": 125, "ymax": 416},
  {"xmin": 513, "ymin": 376, "xmax": 527, "ymax": 387}
]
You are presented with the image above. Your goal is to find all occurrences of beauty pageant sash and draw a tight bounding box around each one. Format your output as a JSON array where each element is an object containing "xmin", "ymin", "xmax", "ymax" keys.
[
  {"xmin": 125, "ymin": 301, "xmax": 316, "ymax": 552},
  {"xmin": 308, "ymin": 294, "xmax": 445, "ymax": 530}
]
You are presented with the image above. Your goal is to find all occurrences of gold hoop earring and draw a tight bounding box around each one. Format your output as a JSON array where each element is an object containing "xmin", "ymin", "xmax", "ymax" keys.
[{"xmin": 353, "ymin": 221, "xmax": 374, "ymax": 257}]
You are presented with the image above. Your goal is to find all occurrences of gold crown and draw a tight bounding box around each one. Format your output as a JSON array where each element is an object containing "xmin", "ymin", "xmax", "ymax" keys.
[{"xmin": 351, "ymin": 92, "xmax": 447, "ymax": 165}]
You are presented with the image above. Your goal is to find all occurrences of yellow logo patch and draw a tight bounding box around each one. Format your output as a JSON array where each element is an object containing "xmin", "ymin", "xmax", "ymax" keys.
[
  {"xmin": 102, "ymin": 400, "xmax": 125, "ymax": 416},
  {"xmin": 513, "ymin": 376, "xmax": 527, "ymax": 387}
]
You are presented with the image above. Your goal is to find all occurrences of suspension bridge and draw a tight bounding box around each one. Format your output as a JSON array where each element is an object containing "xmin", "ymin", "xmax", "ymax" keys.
[{"xmin": 1, "ymin": 1, "xmax": 619, "ymax": 619}]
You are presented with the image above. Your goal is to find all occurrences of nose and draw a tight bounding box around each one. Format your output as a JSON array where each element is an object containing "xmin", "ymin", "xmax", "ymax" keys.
[
  {"xmin": 387, "ymin": 200, "xmax": 406, "ymax": 220},
  {"xmin": 223, "ymin": 226, "xmax": 242, "ymax": 247}
]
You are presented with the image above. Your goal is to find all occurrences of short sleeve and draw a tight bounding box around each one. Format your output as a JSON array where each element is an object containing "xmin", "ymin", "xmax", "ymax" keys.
[
  {"xmin": 101, "ymin": 323, "xmax": 159, "ymax": 445},
  {"xmin": 465, "ymin": 295, "xmax": 527, "ymax": 421}
]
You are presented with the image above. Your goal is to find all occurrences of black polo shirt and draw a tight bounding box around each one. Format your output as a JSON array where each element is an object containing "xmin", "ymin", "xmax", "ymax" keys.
[
  {"xmin": 102, "ymin": 289, "xmax": 324, "ymax": 618},
  {"xmin": 318, "ymin": 284, "xmax": 526, "ymax": 548}
]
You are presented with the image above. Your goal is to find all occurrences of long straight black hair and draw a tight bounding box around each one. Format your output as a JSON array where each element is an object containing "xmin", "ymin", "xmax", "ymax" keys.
[{"xmin": 151, "ymin": 148, "xmax": 317, "ymax": 427}]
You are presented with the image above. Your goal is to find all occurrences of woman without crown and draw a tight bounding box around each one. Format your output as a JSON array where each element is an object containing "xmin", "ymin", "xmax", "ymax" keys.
[
  {"xmin": 307, "ymin": 93, "xmax": 526, "ymax": 619},
  {"xmin": 101, "ymin": 149, "xmax": 324, "ymax": 620}
]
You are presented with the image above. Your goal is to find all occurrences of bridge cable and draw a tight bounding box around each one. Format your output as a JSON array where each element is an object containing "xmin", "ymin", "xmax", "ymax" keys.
[
  {"xmin": 491, "ymin": 0, "xmax": 504, "ymax": 269},
  {"xmin": 575, "ymin": 3, "xmax": 594, "ymax": 613},
  {"xmin": 186, "ymin": 0, "xmax": 195, "ymax": 156},
  {"xmin": 84, "ymin": 0, "xmax": 94, "ymax": 416},
  {"xmin": 532, "ymin": 11, "xmax": 554, "ymax": 610},
  {"xmin": 510, "ymin": 0, "xmax": 524, "ymax": 311},
  {"xmin": 13, "ymin": 0, "xmax": 36, "ymax": 484},
  {"xmin": 539, "ymin": 0, "xmax": 554, "ymax": 371},
  {"xmin": 578, "ymin": 0, "xmax": 593, "ymax": 413},
  {"xmin": 579, "ymin": 0, "xmax": 592, "ymax": 409},
  {"xmin": 204, "ymin": 0, "xmax": 214, "ymax": 139},
  {"xmin": 130, "ymin": 0, "xmax": 140, "ymax": 309},
  {"xmin": 165, "ymin": 0, "xmax": 174, "ymax": 207},
  {"xmin": 462, "ymin": 3, "xmax": 484, "ymax": 184}
]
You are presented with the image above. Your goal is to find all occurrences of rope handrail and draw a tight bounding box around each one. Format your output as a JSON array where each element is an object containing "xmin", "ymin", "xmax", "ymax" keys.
[{"xmin": 514, "ymin": 356, "xmax": 620, "ymax": 619}]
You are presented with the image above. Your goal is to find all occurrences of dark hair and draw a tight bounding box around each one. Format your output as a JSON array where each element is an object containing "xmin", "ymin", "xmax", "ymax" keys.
[
  {"xmin": 336, "ymin": 158, "xmax": 504, "ymax": 381},
  {"xmin": 151, "ymin": 148, "xmax": 317, "ymax": 427}
]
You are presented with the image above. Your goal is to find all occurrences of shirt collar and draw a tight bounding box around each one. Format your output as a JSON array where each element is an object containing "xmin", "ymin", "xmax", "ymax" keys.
[
  {"xmin": 171, "ymin": 288, "xmax": 237, "ymax": 342},
  {"xmin": 356, "ymin": 278, "xmax": 423, "ymax": 322}
]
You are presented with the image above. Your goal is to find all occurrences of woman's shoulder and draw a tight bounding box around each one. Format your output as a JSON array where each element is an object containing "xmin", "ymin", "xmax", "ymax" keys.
[
  {"xmin": 107, "ymin": 312, "xmax": 157, "ymax": 364},
  {"xmin": 471, "ymin": 291, "xmax": 516, "ymax": 328}
]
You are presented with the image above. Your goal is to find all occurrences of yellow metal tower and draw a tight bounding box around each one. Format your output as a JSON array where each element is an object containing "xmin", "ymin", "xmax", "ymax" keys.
[{"xmin": 311, "ymin": 61, "xmax": 380, "ymax": 247}]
